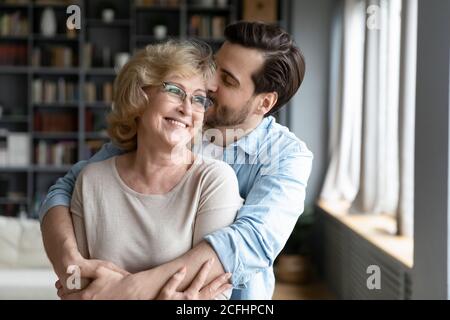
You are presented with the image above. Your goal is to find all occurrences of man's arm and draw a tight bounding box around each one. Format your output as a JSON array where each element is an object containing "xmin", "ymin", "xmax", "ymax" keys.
[
  {"xmin": 125, "ymin": 241, "xmax": 227, "ymax": 299},
  {"xmin": 40, "ymin": 143, "xmax": 123, "ymax": 282},
  {"xmin": 204, "ymin": 140, "xmax": 313, "ymax": 288},
  {"xmin": 41, "ymin": 206, "xmax": 83, "ymax": 281}
]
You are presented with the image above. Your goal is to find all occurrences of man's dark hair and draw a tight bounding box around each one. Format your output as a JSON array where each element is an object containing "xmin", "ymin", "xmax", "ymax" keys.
[{"xmin": 224, "ymin": 21, "xmax": 306, "ymax": 115}]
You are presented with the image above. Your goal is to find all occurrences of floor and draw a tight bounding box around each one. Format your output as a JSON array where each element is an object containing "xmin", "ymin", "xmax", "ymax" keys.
[{"xmin": 272, "ymin": 279, "xmax": 335, "ymax": 300}]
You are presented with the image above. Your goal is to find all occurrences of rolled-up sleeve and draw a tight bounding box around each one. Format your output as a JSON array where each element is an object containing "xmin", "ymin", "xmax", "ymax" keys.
[
  {"xmin": 204, "ymin": 141, "xmax": 313, "ymax": 288},
  {"xmin": 38, "ymin": 142, "xmax": 123, "ymax": 223}
]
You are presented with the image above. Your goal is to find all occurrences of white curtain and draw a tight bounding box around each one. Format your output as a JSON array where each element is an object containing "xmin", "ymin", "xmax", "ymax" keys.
[
  {"xmin": 320, "ymin": 0, "xmax": 417, "ymax": 237},
  {"xmin": 320, "ymin": 0, "xmax": 365, "ymax": 204}
]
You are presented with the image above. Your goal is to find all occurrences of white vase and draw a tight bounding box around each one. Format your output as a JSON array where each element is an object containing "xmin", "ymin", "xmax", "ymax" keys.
[
  {"xmin": 40, "ymin": 7, "xmax": 57, "ymax": 37},
  {"xmin": 114, "ymin": 52, "xmax": 130, "ymax": 72},
  {"xmin": 153, "ymin": 25, "xmax": 168, "ymax": 40}
]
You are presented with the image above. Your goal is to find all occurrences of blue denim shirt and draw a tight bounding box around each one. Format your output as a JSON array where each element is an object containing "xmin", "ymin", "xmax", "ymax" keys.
[{"xmin": 39, "ymin": 116, "xmax": 313, "ymax": 300}]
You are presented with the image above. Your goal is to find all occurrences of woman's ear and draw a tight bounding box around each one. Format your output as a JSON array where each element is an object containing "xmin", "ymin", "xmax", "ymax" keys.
[{"xmin": 257, "ymin": 92, "xmax": 278, "ymax": 116}]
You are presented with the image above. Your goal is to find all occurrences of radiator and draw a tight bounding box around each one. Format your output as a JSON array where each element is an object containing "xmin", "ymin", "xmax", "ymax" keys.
[{"xmin": 315, "ymin": 208, "xmax": 412, "ymax": 300}]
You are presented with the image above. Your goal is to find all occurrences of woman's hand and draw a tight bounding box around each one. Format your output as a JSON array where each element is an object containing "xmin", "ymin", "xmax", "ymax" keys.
[
  {"xmin": 56, "ymin": 258, "xmax": 232, "ymax": 300},
  {"xmin": 157, "ymin": 259, "xmax": 232, "ymax": 300}
]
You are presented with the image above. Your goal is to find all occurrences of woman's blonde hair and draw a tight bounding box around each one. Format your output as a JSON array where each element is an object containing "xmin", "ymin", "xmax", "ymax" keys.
[{"xmin": 107, "ymin": 40, "xmax": 215, "ymax": 151}]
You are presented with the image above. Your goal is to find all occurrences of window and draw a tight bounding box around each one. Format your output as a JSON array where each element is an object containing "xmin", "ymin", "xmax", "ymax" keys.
[{"xmin": 320, "ymin": 0, "xmax": 417, "ymax": 237}]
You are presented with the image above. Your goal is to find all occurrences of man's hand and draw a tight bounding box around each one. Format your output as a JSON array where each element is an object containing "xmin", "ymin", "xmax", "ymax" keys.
[
  {"xmin": 57, "ymin": 262, "xmax": 135, "ymax": 300},
  {"xmin": 56, "ymin": 258, "xmax": 232, "ymax": 300},
  {"xmin": 157, "ymin": 259, "xmax": 232, "ymax": 300}
]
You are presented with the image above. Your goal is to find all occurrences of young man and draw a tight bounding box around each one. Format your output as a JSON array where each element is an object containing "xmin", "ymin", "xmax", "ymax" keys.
[{"xmin": 40, "ymin": 21, "xmax": 313, "ymax": 300}]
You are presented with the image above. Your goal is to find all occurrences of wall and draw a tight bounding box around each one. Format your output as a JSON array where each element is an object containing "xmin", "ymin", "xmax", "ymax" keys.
[
  {"xmin": 413, "ymin": 0, "xmax": 450, "ymax": 299},
  {"xmin": 288, "ymin": 0, "xmax": 336, "ymax": 207}
]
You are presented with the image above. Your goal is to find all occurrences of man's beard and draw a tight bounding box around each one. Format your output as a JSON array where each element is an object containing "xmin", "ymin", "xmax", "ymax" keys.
[{"xmin": 205, "ymin": 98, "xmax": 254, "ymax": 128}]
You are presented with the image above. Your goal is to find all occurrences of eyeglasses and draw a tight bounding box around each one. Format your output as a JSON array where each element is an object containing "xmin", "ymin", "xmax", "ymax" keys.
[{"xmin": 161, "ymin": 82, "xmax": 213, "ymax": 112}]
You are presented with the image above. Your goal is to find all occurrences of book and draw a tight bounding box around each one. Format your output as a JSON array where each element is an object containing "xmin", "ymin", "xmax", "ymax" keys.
[
  {"xmin": 0, "ymin": 11, "xmax": 29, "ymax": 37},
  {"xmin": 103, "ymin": 82, "xmax": 113, "ymax": 103},
  {"xmin": 0, "ymin": 44, "xmax": 27, "ymax": 65},
  {"xmin": 37, "ymin": 140, "xmax": 47, "ymax": 165},
  {"xmin": 32, "ymin": 79, "xmax": 43, "ymax": 103},
  {"xmin": 84, "ymin": 82, "xmax": 96, "ymax": 103},
  {"xmin": 32, "ymin": 79, "xmax": 78, "ymax": 104},
  {"xmin": 57, "ymin": 78, "xmax": 66, "ymax": 103},
  {"xmin": 32, "ymin": 47, "xmax": 41, "ymax": 67},
  {"xmin": 83, "ymin": 43, "xmax": 93, "ymax": 69},
  {"xmin": 212, "ymin": 16, "xmax": 226, "ymax": 39},
  {"xmin": 243, "ymin": 0, "xmax": 278, "ymax": 23},
  {"xmin": 7, "ymin": 133, "xmax": 30, "ymax": 166},
  {"xmin": 35, "ymin": 111, "xmax": 77, "ymax": 132},
  {"xmin": 35, "ymin": 140, "xmax": 77, "ymax": 165}
]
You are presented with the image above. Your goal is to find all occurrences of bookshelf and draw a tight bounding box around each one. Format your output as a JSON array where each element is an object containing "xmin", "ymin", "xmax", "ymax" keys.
[{"xmin": 0, "ymin": 0, "xmax": 291, "ymax": 218}]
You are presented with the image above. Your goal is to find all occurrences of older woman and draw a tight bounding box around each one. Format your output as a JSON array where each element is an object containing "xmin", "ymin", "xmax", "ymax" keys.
[{"xmin": 69, "ymin": 40, "xmax": 243, "ymax": 299}]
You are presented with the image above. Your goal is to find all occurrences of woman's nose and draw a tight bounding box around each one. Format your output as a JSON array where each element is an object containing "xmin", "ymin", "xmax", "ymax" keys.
[{"xmin": 177, "ymin": 99, "xmax": 193, "ymax": 116}]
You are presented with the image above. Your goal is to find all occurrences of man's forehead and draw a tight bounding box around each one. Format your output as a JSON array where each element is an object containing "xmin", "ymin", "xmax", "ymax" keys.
[{"xmin": 215, "ymin": 42, "xmax": 265, "ymax": 75}]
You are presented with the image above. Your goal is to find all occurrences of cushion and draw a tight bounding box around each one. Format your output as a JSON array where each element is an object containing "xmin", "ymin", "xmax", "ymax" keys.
[
  {"xmin": 17, "ymin": 218, "xmax": 52, "ymax": 268},
  {"xmin": 0, "ymin": 216, "xmax": 51, "ymax": 268},
  {"xmin": 0, "ymin": 216, "xmax": 21, "ymax": 267},
  {"xmin": 0, "ymin": 269, "xmax": 58, "ymax": 300}
]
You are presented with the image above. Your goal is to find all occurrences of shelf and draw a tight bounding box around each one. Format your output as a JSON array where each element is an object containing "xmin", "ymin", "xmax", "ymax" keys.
[
  {"xmin": 187, "ymin": 6, "xmax": 232, "ymax": 13},
  {"xmin": 0, "ymin": 197, "xmax": 28, "ymax": 205},
  {"xmin": 0, "ymin": 35, "xmax": 29, "ymax": 41},
  {"xmin": 32, "ymin": 34, "xmax": 79, "ymax": 42},
  {"xmin": 32, "ymin": 132, "xmax": 79, "ymax": 139},
  {"xmin": 33, "ymin": 3, "xmax": 69, "ymax": 9},
  {"xmin": 0, "ymin": 116, "xmax": 29, "ymax": 123},
  {"xmin": 85, "ymin": 68, "xmax": 117, "ymax": 76},
  {"xmin": 85, "ymin": 132, "xmax": 109, "ymax": 139},
  {"xmin": 134, "ymin": 35, "xmax": 176, "ymax": 43},
  {"xmin": 33, "ymin": 102, "xmax": 79, "ymax": 108},
  {"xmin": 134, "ymin": 6, "xmax": 181, "ymax": 12},
  {"xmin": 0, "ymin": 3, "xmax": 29, "ymax": 10},
  {"xmin": 31, "ymin": 67, "xmax": 80, "ymax": 75},
  {"xmin": 0, "ymin": 66, "xmax": 29, "ymax": 74},
  {"xmin": 87, "ymin": 19, "xmax": 131, "ymax": 28},
  {"xmin": 85, "ymin": 102, "xmax": 111, "ymax": 108},
  {"xmin": 32, "ymin": 165, "xmax": 73, "ymax": 173},
  {"xmin": 0, "ymin": 167, "xmax": 29, "ymax": 172}
]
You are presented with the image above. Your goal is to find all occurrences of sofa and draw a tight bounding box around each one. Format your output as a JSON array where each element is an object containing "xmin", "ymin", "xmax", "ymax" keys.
[{"xmin": 0, "ymin": 216, "xmax": 58, "ymax": 300}]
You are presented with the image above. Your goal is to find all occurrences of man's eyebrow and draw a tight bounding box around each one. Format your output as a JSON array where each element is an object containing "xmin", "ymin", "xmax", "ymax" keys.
[{"xmin": 221, "ymin": 68, "xmax": 240, "ymax": 85}]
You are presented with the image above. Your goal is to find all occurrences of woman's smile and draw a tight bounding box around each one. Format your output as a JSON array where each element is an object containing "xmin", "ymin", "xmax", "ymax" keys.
[{"xmin": 164, "ymin": 117, "xmax": 190, "ymax": 129}]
